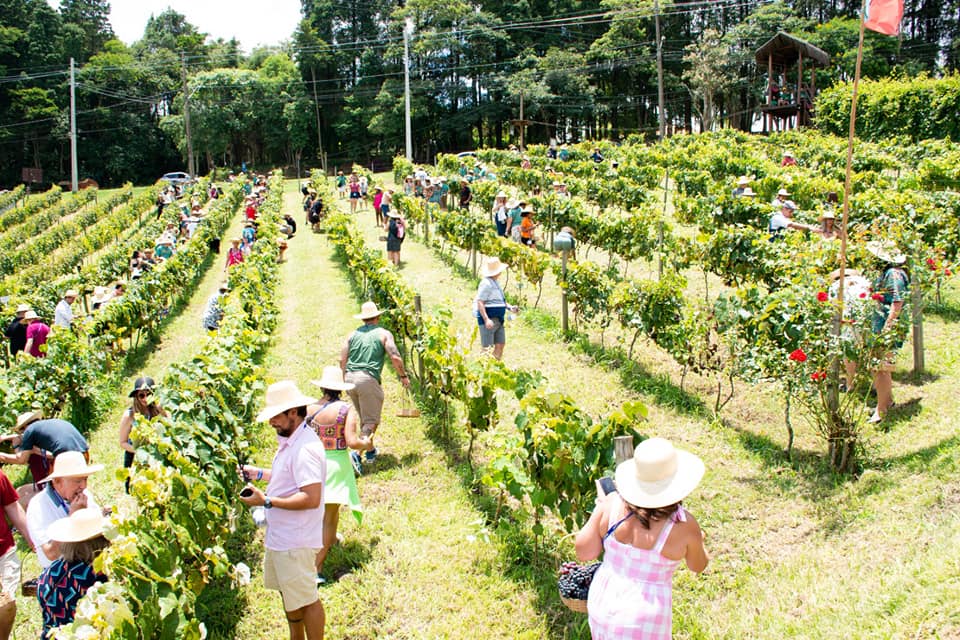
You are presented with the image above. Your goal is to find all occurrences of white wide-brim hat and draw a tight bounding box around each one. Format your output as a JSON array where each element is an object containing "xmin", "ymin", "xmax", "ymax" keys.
[
  {"xmin": 866, "ymin": 240, "xmax": 906, "ymax": 265},
  {"xmin": 311, "ymin": 366, "xmax": 355, "ymax": 392},
  {"xmin": 614, "ymin": 438, "xmax": 705, "ymax": 508},
  {"xmin": 386, "ymin": 210, "xmax": 403, "ymax": 219},
  {"xmin": 353, "ymin": 301, "xmax": 385, "ymax": 320},
  {"xmin": 256, "ymin": 380, "xmax": 318, "ymax": 422},
  {"xmin": 736, "ymin": 176, "xmax": 750, "ymax": 186},
  {"xmin": 14, "ymin": 304, "xmax": 30, "ymax": 314},
  {"xmin": 42, "ymin": 451, "xmax": 104, "ymax": 483},
  {"xmin": 777, "ymin": 188, "xmax": 791, "ymax": 197},
  {"xmin": 20, "ymin": 310, "xmax": 39, "ymax": 323},
  {"xmin": 740, "ymin": 187, "xmax": 756, "ymax": 197},
  {"xmin": 46, "ymin": 507, "xmax": 107, "ymax": 543},
  {"xmin": 480, "ymin": 257, "xmax": 509, "ymax": 278}
]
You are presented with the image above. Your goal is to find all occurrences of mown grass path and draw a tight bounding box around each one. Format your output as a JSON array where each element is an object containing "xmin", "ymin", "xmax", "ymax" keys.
[
  {"xmin": 11, "ymin": 200, "xmax": 248, "ymax": 638},
  {"xmin": 230, "ymin": 182, "xmax": 552, "ymax": 639}
]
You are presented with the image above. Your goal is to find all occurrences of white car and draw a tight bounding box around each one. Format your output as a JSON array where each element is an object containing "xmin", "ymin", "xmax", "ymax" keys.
[{"xmin": 160, "ymin": 172, "xmax": 195, "ymax": 187}]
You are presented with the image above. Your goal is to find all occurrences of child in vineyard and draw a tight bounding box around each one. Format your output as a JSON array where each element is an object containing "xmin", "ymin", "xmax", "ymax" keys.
[
  {"xmin": 519, "ymin": 207, "xmax": 538, "ymax": 247},
  {"xmin": 225, "ymin": 238, "xmax": 244, "ymax": 271},
  {"xmin": 348, "ymin": 173, "xmax": 361, "ymax": 214},
  {"xmin": 336, "ymin": 170, "xmax": 347, "ymax": 198},
  {"xmin": 372, "ymin": 187, "xmax": 384, "ymax": 227}
]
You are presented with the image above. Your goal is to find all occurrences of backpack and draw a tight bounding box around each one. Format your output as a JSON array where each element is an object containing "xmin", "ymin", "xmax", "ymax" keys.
[{"xmin": 395, "ymin": 219, "xmax": 405, "ymax": 239}]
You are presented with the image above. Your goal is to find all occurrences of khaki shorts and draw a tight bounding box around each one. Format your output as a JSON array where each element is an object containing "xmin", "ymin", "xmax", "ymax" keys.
[
  {"xmin": 0, "ymin": 547, "xmax": 20, "ymax": 602},
  {"xmin": 263, "ymin": 547, "xmax": 322, "ymax": 612},
  {"xmin": 345, "ymin": 371, "xmax": 384, "ymax": 430}
]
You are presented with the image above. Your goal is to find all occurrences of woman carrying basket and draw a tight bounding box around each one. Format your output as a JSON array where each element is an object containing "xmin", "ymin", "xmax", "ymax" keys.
[{"xmin": 575, "ymin": 438, "xmax": 709, "ymax": 639}]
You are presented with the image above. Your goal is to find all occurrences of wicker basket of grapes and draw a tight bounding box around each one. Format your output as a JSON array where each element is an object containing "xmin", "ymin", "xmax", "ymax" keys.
[{"xmin": 557, "ymin": 561, "xmax": 600, "ymax": 613}]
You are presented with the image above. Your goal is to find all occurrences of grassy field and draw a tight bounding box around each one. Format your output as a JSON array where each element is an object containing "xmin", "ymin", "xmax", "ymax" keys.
[{"xmin": 11, "ymin": 176, "xmax": 958, "ymax": 639}]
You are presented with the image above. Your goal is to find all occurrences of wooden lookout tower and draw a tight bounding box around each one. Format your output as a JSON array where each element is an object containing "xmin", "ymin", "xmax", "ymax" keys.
[{"xmin": 755, "ymin": 32, "xmax": 830, "ymax": 131}]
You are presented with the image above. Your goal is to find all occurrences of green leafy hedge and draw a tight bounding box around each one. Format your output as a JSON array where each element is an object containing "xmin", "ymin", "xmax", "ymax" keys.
[{"xmin": 816, "ymin": 73, "xmax": 960, "ymax": 142}]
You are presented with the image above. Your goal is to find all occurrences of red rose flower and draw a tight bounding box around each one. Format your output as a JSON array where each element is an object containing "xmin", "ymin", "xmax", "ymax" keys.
[
  {"xmin": 789, "ymin": 348, "xmax": 807, "ymax": 363},
  {"xmin": 947, "ymin": 269, "xmax": 953, "ymax": 276},
  {"xmin": 927, "ymin": 258, "xmax": 937, "ymax": 269},
  {"xmin": 872, "ymin": 293, "xmax": 884, "ymax": 301},
  {"xmin": 859, "ymin": 292, "xmax": 867, "ymax": 298},
  {"xmin": 810, "ymin": 371, "xmax": 826, "ymax": 382},
  {"xmin": 816, "ymin": 291, "xmax": 829, "ymax": 302}
]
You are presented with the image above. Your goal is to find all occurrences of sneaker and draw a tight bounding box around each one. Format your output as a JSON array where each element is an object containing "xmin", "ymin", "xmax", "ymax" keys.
[
  {"xmin": 350, "ymin": 451, "xmax": 363, "ymax": 476},
  {"xmin": 336, "ymin": 532, "xmax": 344, "ymax": 544},
  {"xmin": 364, "ymin": 447, "xmax": 378, "ymax": 463},
  {"xmin": 316, "ymin": 574, "xmax": 326, "ymax": 586}
]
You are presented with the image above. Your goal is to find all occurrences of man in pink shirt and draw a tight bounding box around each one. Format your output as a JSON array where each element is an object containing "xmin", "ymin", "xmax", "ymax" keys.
[
  {"xmin": 241, "ymin": 381, "xmax": 327, "ymax": 640},
  {"xmin": 21, "ymin": 311, "xmax": 50, "ymax": 358}
]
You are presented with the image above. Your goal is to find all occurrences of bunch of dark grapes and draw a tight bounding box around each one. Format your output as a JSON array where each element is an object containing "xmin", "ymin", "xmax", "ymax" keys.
[{"xmin": 558, "ymin": 561, "xmax": 600, "ymax": 600}]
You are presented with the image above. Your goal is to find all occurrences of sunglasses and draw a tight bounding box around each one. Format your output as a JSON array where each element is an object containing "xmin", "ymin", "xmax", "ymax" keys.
[{"xmin": 135, "ymin": 391, "xmax": 151, "ymax": 399}]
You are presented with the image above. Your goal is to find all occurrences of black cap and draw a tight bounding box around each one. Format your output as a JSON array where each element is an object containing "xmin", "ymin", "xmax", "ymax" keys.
[{"xmin": 129, "ymin": 376, "xmax": 156, "ymax": 398}]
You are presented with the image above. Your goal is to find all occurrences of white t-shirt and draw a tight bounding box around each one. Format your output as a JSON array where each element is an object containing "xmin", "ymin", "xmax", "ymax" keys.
[
  {"xmin": 27, "ymin": 486, "xmax": 100, "ymax": 568},
  {"xmin": 769, "ymin": 212, "xmax": 791, "ymax": 232},
  {"xmin": 54, "ymin": 300, "xmax": 73, "ymax": 328}
]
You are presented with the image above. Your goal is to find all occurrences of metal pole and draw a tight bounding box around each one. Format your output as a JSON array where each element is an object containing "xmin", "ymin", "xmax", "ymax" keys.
[
  {"xmin": 404, "ymin": 19, "xmax": 413, "ymax": 162},
  {"xmin": 561, "ymin": 249, "xmax": 569, "ymax": 333},
  {"xmin": 311, "ymin": 67, "xmax": 325, "ymax": 174},
  {"xmin": 69, "ymin": 58, "xmax": 78, "ymax": 193},
  {"xmin": 519, "ymin": 90, "xmax": 525, "ymax": 153},
  {"xmin": 654, "ymin": 0, "xmax": 666, "ymax": 140},
  {"xmin": 181, "ymin": 53, "xmax": 195, "ymax": 177}
]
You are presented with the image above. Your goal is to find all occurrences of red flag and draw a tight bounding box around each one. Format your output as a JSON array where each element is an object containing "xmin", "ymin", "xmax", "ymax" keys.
[{"xmin": 864, "ymin": 0, "xmax": 904, "ymax": 35}]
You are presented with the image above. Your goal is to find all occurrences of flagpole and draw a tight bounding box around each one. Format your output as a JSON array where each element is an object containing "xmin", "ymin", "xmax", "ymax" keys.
[{"xmin": 830, "ymin": 0, "xmax": 868, "ymax": 412}]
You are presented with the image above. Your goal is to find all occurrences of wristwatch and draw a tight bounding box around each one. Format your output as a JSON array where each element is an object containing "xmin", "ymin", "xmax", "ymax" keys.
[{"xmin": 264, "ymin": 497, "xmax": 273, "ymax": 509}]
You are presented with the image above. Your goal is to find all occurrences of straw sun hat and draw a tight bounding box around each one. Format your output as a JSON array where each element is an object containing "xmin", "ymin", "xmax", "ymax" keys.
[
  {"xmin": 614, "ymin": 438, "xmax": 705, "ymax": 509},
  {"xmin": 311, "ymin": 366, "xmax": 356, "ymax": 392},
  {"xmin": 740, "ymin": 187, "xmax": 756, "ymax": 197},
  {"xmin": 41, "ymin": 451, "xmax": 104, "ymax": 483},
  {"xmin": 480, "ymin": 257, "xmax": 509, "ymax": 278},
  {"xmin": 866, "ymin": 240, "xmax": 906, "ymax": 265},
  {"xmin": 46, "ymin": 507, "xmax": 107, "ymax": 543},
  {"xmin": 15, "ymin": 304, "xmax": 30, "ymax": 314},
  {"xmin": 256, "ymin": 380, "xmax": 318, "ymax": 423},
  {"xmin": 353, "ymin": 301, "xmax": 385, "ymax": 320},
  {"xmin": 20, "ymin": 310, "xmax": 39, "ymax": 324},
  {"xmin": 15, "ymin": 410, "xmax": 42, "ymax": 431}
]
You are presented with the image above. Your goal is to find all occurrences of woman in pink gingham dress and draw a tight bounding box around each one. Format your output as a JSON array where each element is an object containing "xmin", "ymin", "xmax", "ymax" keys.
[{"xmin": 576, "ymin": 438, "xmax": 709, "ymax": 639}]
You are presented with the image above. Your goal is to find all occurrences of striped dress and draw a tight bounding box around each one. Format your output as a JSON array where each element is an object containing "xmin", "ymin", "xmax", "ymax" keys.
[{"xmin": 587, "ymin": 503, "xmax": 687, "ymax": 639}]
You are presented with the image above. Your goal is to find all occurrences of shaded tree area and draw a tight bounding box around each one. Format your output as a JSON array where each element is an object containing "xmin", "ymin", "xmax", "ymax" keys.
[{"xmin": 2, "ymin": 0, "xmax": 959, "ymax": 184}]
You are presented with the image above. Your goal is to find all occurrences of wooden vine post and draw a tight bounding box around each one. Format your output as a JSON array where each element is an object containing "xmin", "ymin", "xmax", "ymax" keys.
[
  {"xmin": 614, "ymin": 436, "xmax": 634, "ymax": 464},
  {"xmin": 912, "ymin": 287, "xmax": 924, "ymax": 373},
  {"xmin": 414, "ymin": 293, "xmax": 424, "ymax": 379}
]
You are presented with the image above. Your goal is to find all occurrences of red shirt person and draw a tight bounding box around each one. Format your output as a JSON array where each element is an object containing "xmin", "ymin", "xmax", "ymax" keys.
[{"xmin": 0, "ymin": 469, "xmax": 34, "ymax": 638}]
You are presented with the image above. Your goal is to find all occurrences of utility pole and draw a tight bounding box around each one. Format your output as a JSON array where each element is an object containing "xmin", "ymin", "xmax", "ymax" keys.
[
  {"xmin": 404, "ymin": 18, "xmax": 414, "ymax": 162},
  {"xmin": 511, "ymin": 90, "xmax": 531, "ymax": 153},
  {"xmin": 69, "ymin": 58, "xmax": 78, "ymax": 193},
  {"xmin": 181, "ymin": 53, "xmax": 195, "ymax": 177},
  {"xmin": 310, "ymin": 67, "xmax": 326, "ymax": 174},
  {"xmin": 654, "ymin": 0, "xmax": 666, "ymax": 140}
]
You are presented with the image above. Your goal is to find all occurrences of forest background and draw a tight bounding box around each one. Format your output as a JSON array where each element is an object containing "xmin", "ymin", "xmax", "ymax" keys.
[{"xmin": 1, "ymin": 0, "xmax": 958, "ymax": 187}]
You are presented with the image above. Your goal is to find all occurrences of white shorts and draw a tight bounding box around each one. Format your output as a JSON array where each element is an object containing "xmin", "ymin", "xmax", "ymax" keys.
[
  {"xmin": 263, "ymin": 547, "xmax": 321, "ymax": 612},
  {"xmin": 0, "ymin": 547, "xmax": 21, "ymax": 602}
]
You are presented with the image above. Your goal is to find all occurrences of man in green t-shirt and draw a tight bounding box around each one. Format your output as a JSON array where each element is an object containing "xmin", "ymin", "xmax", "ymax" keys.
[{"xmin": 340, "ymin": 301, "xmax": 410, "ymax": 467}]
